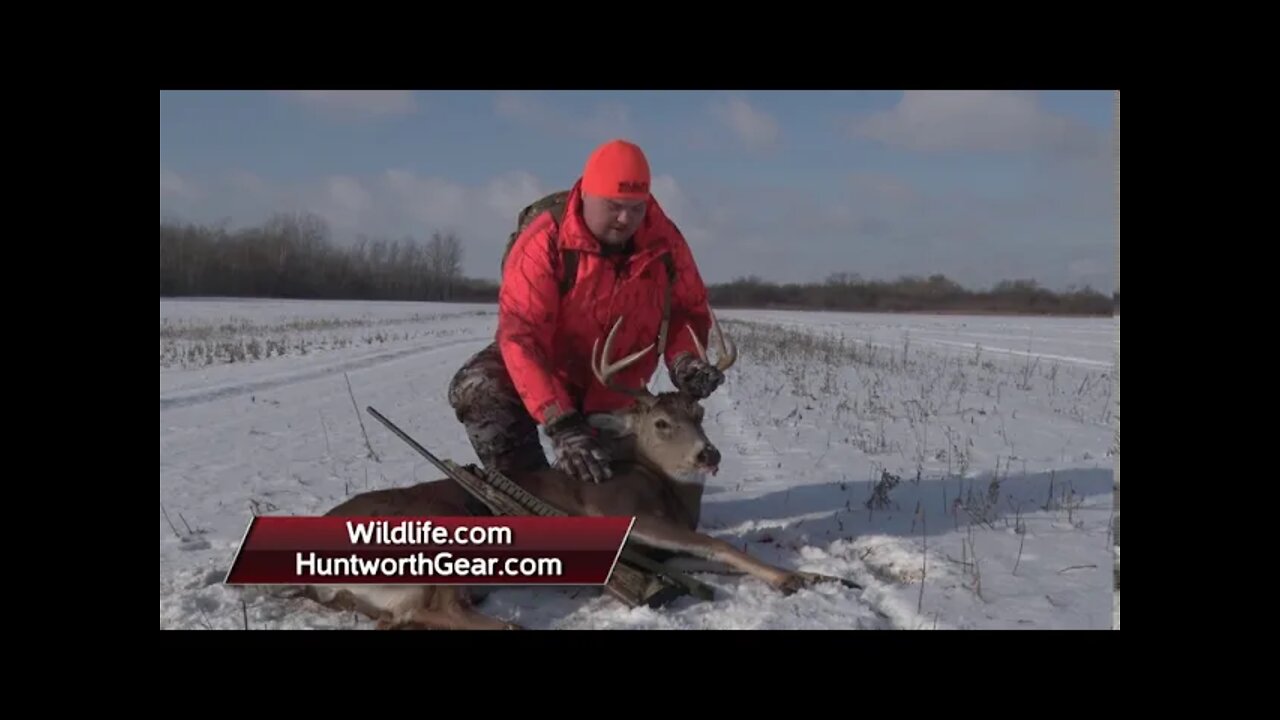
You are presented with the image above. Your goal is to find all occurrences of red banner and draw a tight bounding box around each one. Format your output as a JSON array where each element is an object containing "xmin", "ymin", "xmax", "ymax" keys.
[{"xmin": 223, "ymin": 515, "xmax": 634, "ymax": 585}]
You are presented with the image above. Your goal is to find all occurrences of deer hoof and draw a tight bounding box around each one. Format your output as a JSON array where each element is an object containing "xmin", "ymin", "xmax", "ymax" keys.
[
  {"xmin": 774, "ymin": 572, "xmax": 816, "ymax": 595},
  {"xmin": 775, "ymin": 571, "xmax": 851, "ymax": 595}
]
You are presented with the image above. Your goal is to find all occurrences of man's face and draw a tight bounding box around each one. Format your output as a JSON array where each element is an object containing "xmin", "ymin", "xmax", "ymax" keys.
[{"xmin": 581, "ymin": 192, "xmax": 647, "ymax": 246}]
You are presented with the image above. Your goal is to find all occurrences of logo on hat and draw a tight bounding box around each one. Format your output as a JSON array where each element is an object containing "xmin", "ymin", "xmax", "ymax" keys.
[{"xmin": 618, "ymin": 180, "xmax": 649, "ymax": 194}]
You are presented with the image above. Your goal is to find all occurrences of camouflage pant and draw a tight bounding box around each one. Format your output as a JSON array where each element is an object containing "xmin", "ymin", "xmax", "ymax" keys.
[{"xmin": 447, "ymin": 342, "xmax": 551, "ymax": 475}]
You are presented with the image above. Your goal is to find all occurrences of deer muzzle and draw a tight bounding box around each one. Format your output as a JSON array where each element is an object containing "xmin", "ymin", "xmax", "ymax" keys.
[{"xmin": 696, "ymin": 445, "xmax": 721, "ymax": 474}]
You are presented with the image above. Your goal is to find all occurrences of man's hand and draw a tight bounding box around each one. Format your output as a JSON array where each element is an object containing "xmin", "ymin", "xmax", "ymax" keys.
[
  {"xmin": 670, "ymin": 353, "xmax": 724, "ymax": 399},
  {"xmin": 544, "ymin": 411, "xmax": 612, "ymax": 484}
]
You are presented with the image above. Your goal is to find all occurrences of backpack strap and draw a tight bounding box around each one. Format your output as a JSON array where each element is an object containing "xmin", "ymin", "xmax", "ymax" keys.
[
  {"xmin": 541, "ymin": 194, "xmax": 579, "ymax": 297},
  {"xmin": 559, "ymin": 248, "xmax": 579, "ymax": 297},
  {"xmin": 655, "ymin": 252, "xmax": 676, "ymax": 360}
]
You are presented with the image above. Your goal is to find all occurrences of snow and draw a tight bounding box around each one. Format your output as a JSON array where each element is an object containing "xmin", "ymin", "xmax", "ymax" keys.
[{"xmin": 160, "ymin": 298, "xmax": 1118, "ymax": 630}]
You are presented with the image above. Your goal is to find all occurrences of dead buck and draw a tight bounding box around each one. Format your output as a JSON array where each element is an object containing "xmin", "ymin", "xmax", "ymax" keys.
[{"xmin": 300, "ymin": 308, "xmax": 850, "ymax": 630}]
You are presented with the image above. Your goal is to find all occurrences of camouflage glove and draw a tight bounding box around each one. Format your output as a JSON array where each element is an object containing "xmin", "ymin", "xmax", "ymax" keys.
[
  {"xmin": 544, "ymin": 411, "xmax": 612, "ymax": 484},
  {"xmin": 670, "ymin": 352, "xmax": 724, "ymax": 399}
]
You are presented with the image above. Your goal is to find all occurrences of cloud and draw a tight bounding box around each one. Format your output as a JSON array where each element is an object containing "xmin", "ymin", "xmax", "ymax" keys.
[
  {"xmin": 383, "ymin": 170, "xmax": 470, "ymax": 230},
  {"xmin": 650, "ymin": 173, "xmax": 715, "ymax": 249},
  {"xmin": 158, "ymin": 161, "xmax": 1115, "ymax": 294},
  {"xmin": 849, "ymin": 91, "xmax": 1101, "ymax": 157},
  {"xmin": 482, "ymin": 170, "xmax": 551, "ymax": 219},
  {"xmin": 226, "ymin": 170, "xmax": 266, "ymax": 193},
  {"xmin": 317, "ymin": 175, "xmax": 374, "ymax": 230},
  {"xmin": 283, "ymin": 90, "xmax": 417, "ymax": 119},
  {"xmin": 493, "ymin": 92, "xmax": 634, "ymax": 140},
  {"xmin": 710, "ymin": 96, "xmax": 780, "ymax": 151},
  {"xmin": 160, "ymin": 167, "xmax": 200, "ymax": 202},
  {"xmin": 654, "ymin": 168, "xmax": 1114, "ymax": 293},
  {"xmin": 158, "ymin": 166, "xmax": 566, "ymax": 277}
]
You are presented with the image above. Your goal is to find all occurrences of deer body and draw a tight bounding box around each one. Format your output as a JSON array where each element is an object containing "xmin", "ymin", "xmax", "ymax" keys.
[{"xmin": 296, "ymin": 309, "xmax": 848, "ymax": 629}]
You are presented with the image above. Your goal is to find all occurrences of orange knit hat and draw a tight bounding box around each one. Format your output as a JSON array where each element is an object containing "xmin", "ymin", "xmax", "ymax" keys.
[{"xmin": 582, "ymin": 139, "xmax": 651, "ymax": 199}]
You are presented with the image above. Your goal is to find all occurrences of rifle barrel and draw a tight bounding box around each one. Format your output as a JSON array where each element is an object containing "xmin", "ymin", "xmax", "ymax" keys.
[{"xmin": 365, "ymin": 406, "xmax": 453, "ymax": 478}]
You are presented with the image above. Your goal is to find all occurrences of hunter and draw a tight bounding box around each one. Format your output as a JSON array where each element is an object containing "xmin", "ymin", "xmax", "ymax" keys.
[{"xmin": 447, "ymin": 138, "xmax": 725, "ymax": 484}]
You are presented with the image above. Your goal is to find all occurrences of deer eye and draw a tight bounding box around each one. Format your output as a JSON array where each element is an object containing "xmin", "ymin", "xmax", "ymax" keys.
[{"xmin": 655, "ymin": 419, "xmax": 670, "ymax": 430}]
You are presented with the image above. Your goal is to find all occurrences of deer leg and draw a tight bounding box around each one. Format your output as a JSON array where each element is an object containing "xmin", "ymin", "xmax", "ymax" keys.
[
  {"xmin": 379, "ymin": 608, "xmax": 523, "ymax": 631},
  {"xmin": 628, "ymin": 516, "xmax": 852, "ymax": 595},
  {"xmin": 378, "ymin": 588, "xmax": 523, "ymax": 630},
  {"xmin": 662, "ymin": 557, "xmax": 742, "ymax": 575}
]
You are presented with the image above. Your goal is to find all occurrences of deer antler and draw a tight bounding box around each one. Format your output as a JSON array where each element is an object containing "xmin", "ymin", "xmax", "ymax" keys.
[
  {"xmin": 685, "ymin": 304, "xmax": 737, "ymax": 372},
  {"xmin": 592, "ymin": 315, "xmax": 658, "ymax": 399}
]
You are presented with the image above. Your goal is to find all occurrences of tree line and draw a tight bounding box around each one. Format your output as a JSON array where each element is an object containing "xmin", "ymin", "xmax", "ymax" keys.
[
  {"xmin": 159, "ymin": 214, "xmax": 1112, "ymax": 315},
  {"xmin": 159, "ymin": 214, "xmax": 493, "ymax": 302},
  {"xmin": 708, "ymin": 273, "xmax": 1112, "ymax": 316}
]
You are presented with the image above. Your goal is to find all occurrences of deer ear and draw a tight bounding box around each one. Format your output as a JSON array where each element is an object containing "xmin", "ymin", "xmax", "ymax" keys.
[{"xmin": 586, "ymin": 412, "xmax": 633, "ymax": 437}]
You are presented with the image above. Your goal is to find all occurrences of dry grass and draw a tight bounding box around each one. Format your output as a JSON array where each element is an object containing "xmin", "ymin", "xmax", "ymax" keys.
[
  {"xmin": 721, "ymin": 317, "xmax": 1113, "ymax": 614},
  {"xmin": 721, "ymin": 319, "xmax": 1115, "ymax": 478},
  {"xmin": 159, "ymin": 310, "xmax": 493, "ymax": 369},
  {"xmin": 159, "ymin": 310, "xmax": 490, "ymax": 341}
]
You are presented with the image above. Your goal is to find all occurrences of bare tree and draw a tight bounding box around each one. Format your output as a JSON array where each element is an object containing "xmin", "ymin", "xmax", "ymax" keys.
[{"xmin": 427, "ymin": 231, "xmax": 463, "ymax": 300}]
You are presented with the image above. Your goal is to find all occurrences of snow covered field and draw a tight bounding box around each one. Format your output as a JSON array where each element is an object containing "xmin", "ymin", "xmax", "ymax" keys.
[{"xmin": 160, "ymin": 298, "xmax": 1119, "ymax": 630}]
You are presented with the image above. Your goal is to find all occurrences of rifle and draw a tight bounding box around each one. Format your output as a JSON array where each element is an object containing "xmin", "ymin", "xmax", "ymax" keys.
[{"xmin": 364, "ymin": 406, "xmax": 715, "ymax": 608}]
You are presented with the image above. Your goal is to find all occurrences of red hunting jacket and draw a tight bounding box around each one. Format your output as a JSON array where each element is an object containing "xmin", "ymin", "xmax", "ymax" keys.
[{"xmin": 497, "ymin": 180, "xmax": 713, "ymax": 425}]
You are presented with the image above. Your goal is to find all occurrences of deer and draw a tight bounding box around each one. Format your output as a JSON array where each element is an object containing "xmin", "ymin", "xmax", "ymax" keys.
[{"xmin": 294, "ymin": 308, "xmax": 851, "ymax": 630}]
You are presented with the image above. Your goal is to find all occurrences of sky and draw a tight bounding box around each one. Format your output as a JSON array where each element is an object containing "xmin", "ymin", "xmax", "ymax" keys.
[{"xmin": 159, "ymin": 90, "xmax": 1118, "ymax": 293}]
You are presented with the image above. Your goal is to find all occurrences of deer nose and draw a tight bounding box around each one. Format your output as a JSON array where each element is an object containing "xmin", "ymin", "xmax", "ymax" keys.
[{"xmin": 697, "ymin": 445, "xmax": 721, "ymax": 467}]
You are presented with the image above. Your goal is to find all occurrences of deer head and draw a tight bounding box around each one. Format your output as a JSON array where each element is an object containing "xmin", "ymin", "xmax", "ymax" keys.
[{"xmin": 587, "ymin": 306, "xmax": 736, "ymax": 485}]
